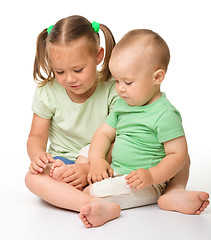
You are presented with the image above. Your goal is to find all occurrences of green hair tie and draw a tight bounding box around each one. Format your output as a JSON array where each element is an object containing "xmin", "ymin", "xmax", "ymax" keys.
[
  {"xmin": 47, "ymin": 25, "xmax": 54, "ymax": 34},
  {"xmin": 91, "ymin": 21, "xmax": 100, "ymax": 33}
]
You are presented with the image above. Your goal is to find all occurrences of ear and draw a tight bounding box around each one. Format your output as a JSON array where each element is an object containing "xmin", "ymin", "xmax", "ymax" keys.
[
  {"xmin": 153, "ymin": 69, "xmax": 165, "ymax": 85},
  {"xmin": 96, "ymin": 47, "xmax": 104, "ymax": 65}
]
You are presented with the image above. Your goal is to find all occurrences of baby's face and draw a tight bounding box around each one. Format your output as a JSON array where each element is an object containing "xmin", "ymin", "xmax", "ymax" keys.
[{"xmin": 109, "ymin": 46, "xmax": 159, "ymax": 106}]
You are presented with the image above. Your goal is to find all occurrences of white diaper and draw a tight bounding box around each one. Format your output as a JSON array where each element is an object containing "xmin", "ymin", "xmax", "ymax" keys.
[
  {"xmin": 90, "ymin": 173, "xmax": 167, "ymax": 210},
  {"xmin": 77, "ymin": 144, "xmax": 90, "ymax": 158}
]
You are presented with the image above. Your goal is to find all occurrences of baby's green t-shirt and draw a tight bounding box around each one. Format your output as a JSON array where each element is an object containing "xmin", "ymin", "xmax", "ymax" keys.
[
  {"xmin": 106, "ymin": 93, "xmax": 185, "ymax": 174},
  {"xmin": 32, "ymin": 79, "xmax": 118, "ymax": 161}
]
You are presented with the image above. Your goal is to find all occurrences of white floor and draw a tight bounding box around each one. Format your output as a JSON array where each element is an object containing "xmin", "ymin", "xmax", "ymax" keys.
[{"xmin": 1, "ymin": 152, "xmax": 210, "ymax": 240}]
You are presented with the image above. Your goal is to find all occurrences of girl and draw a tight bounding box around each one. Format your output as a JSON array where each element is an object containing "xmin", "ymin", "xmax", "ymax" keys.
[
  {"xmin": 25, "ymin": 15, "xmax": 209, "ymax": 228},
  {"xmin": 27, "ymin": 15, "xmax": 118, "ymax": 189},
  {"xmin": 25, "ymin": 15, "xmax": 121, "ymax": 227}
]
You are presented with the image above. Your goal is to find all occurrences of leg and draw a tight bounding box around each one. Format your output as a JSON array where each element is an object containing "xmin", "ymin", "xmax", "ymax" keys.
[
  {"xmin": 25, "ymin": 167, "xmax": 120, "ymax": 227},
  {"xmin": 158, "ymin": 155, "xmax": 210, "ymax": 214},
  {"xmin": 79, "ymin": 185, "xmax": 121, "ymax": 228},
  {"xmin": 25, "ymin": 166, "xmax": 90, "ymax": 211},
  {"xmin": 79, "ymin": 175, "xmax": 165, "ymax": 228}
]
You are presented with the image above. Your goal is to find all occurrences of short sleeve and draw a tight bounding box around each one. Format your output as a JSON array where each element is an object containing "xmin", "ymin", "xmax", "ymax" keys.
[
  {"xmin": 155, "ymin": 110, "xmax": 185, "ymax": 143},
  {"xmin": 105, "ymin": 104, "xmax": 118, "ymax": 129},
  {"xmin": 32, "ymin": 85, "xmax": 56, "ymax": 119}
]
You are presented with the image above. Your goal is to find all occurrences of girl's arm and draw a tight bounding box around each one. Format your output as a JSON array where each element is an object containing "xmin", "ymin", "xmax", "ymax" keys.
[
  {"xmin": 87, "ymin": 122, "xmax": 116, "ymax": 184},
  {"xmin": 126, "ymin": 136, "xmax": 188, "ymax": 190},
  {"xmin": 27, "ymin": 114, "xmax": 54, "ymax": 174}
]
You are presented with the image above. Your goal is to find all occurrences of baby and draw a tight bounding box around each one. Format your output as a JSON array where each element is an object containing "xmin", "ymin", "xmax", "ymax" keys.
[{"xmin": 85, "ymin": 29, "xmax": 188, "ymax": 211}]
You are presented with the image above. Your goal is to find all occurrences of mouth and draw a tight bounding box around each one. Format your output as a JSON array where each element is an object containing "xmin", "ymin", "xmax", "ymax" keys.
[
  {"xmin": 121, "ymin": 96, "xmax": 128, "ymax": 99},
  {"xmin": 69, "ymin": 85, "xmax": 81, "ymax": 89}
]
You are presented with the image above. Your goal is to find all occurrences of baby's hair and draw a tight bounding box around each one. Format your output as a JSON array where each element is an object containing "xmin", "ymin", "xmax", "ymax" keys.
[
  {"xmin": 33, "ymin": 15, "xmax": 116, "ymax": 85},
  {"xmin": 113, "ymin": 29, "xmax": 170, "ymax": 72}
]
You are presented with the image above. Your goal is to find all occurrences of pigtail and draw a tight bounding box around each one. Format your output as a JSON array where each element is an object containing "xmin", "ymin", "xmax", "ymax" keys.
[
  {"xmin": 98, "ymin": 24, "xmax": 116, "ymax": 82},
  {"xmin": 33, "ymin": 29, "xmax": 54, "ymax": 86}
]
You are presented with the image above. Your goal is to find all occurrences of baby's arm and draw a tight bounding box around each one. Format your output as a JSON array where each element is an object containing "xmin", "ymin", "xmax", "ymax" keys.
[
  {"xmin": 27, "ymin": 114, "xmax": 55, "ymax": 174},
  {"xmin": 87, "ymin": 122, "xmax": 116, "ymax": 184},
  {"xmin": 149, "ymin": 136, "xmax": 188, "ymax": 184},
  {"xmin": 126, "ymin": 136, "xmax": 188, "ymax": 189}
]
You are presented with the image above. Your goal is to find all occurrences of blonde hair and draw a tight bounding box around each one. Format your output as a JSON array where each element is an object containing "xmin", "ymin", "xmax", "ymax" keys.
[
  {"xmin": 113, "ymin": 29, "xmax": 170, "ymax": 72},
  {"xmin": 33, "ymin": 15, "xmax": 116, "ymax": 86}
]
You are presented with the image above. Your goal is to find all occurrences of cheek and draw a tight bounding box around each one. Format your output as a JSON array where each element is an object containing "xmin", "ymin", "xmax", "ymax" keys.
[
  {"xmin": 54, "ymin": 74, "xmax": 63, "ymax": 84},
  {"xmin": 83, "ymin": 68, "xmax": 96, "ymax": 83},
  {"xmin": 136, "ymin": 81, "xmax": 151, "ymax": 93},
  {"xmin": 116, "ymin": 87, "xmax": 121, "ymax": 96}
]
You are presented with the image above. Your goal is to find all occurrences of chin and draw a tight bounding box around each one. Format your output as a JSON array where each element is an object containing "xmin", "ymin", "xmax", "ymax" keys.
[{"xmin": 125, "ymin": 100, "xmax": 135, "ymax": 106}]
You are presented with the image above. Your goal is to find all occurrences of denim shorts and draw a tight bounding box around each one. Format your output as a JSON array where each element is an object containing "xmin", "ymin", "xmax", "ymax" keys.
[{"xmin": 53, "ymin": 156, "xmax": 75, "ymax": 165}]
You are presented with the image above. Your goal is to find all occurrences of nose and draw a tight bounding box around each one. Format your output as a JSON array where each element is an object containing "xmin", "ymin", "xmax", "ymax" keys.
[
  {"xmin": 117, "ymin": 83, "xmax": 125, "ymax": 92},
  {"xmin": 66, "ymin": 73, "xmax": 76, "ymax": 83}
]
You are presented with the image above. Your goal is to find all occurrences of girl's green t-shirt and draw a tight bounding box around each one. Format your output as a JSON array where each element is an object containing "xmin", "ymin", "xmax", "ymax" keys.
[{"xmin": 32, "ymin": 79, "xmax": 118, "ymax": 161}]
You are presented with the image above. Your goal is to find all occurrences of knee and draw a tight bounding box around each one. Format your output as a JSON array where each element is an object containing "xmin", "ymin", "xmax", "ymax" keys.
[
  {"xmin": 157, "ymin": 195, "xmax": 166, "ymax": 210},
  {"xmin": 25, "ymin": 171, "xmax": 36, "ymax": 192}
]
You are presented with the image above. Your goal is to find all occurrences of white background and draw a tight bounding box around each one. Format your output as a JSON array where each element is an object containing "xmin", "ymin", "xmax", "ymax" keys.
[{"xmin": 0, "ymin": 0, "xmax": 210, "ymax": 239}]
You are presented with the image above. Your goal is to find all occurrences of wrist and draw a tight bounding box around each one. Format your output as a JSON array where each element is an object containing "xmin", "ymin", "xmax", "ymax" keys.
[
  {"xmin": 89, "ymin": 156, "xmax": 106, "ymax": 165},
  {"xmin": 147, "ymin": 169, "xmax": 154, "ymax": 185}
]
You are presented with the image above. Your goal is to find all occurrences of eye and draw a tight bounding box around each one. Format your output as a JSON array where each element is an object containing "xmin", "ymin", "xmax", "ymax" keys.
[
  {"xmin": 55, "ymin": 71, "xmax": 64, "ymax": 75},
  {"xmin": 125, "ymin": 82, "xmax": 132, "ymax": 85},
  {"xmin": 114, "ymin": 79, "xmax": 119, "ymax": 83},
  {"xmin": 74, "ymin": 68, "xmax": 84, "ymax": 73}
]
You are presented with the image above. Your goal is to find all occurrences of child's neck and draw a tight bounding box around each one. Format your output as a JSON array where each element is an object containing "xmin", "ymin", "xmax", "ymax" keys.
[{"xmin": 144, "ymin": 90, "xmax": 162, "ymax": 106}]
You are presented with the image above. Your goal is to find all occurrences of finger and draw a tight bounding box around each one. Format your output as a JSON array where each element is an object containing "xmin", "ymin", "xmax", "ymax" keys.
[
  {"xmin": 47, "ymin": 153, "xmax": 55, "ymax": 163},
  {"xmin": 128, "ymin": 179, "xmax": 142, "ymax": 189},
  {"xmin": 125, "ymin": 171, "xmax": 136, "ymax": 180},
  {"xmin": 134, "ymin": 183, "xmax": 144, "ymax": 190},
  {"xmin": 96, "ymin": 174, "xmax": 104, "ymax": 182},
  {"xmin": 60, "ymin": 169, "xmax": 75, "ymax": 180},
  {"xmin": 102, "ymin": 171, "xmax": 109, "ymax": 180},
  {"xmin": 87, "ymin": 175, "xmax": 92, "ymax": 185},
  {"xmin": 62, "ymin": 173, "xmax": 77, "ymax": 183},
  {"xmin": 31, "ymin": 161, "xmax": 43, "ymax": 173},
  {"xmin": 108, "ymin": 167, "xmax": 114, "ymax": 177},
  {"xmin": 68, "ymin": 178, "xmax": 81, "ymax": 187},
  {"xmin": 75, "ymin": 184, "xmax": 83, "ymax": 191},
  {"xmin": 126, "ymin": 175, "xmax": 138, "ymax": 184},
  {"xmin": 40, "ymin": 155, "xmax": 50, "ymax": 166},
  {"xmin": 35, "ymin": 158, "xmax": 47, "ymax": 170},
  {"xmin": 29, "ymin": 165, "xmax": 38, "ymax": 175},
  {"xmin": 91, "ymin": 175, "xmax": 98, "ymax": 183}
]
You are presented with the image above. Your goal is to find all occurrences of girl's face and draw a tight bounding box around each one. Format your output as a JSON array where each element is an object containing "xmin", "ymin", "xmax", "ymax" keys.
[{"xmin": 49, "ymin": 38, "xmax": 103, "ymax": 102}]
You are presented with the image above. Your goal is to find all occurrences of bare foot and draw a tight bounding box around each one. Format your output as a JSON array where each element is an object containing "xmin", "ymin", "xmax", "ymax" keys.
[
  {"xmin": 49, "ymin": 159, "xmax": 68, "ymax": 180},
  {"xmin": 79, "ymin": 198, "xmax": 121, "ymax": 228},
  {"xmin": 158, "ymin": 189, "xmax": 210, "ymax": 215}
]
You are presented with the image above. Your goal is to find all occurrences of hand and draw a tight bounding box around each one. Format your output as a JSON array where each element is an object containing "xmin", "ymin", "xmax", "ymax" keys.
[
  {"xmin": 29, "ymin": 152, "xmax": 55, "ymax": 174},
  {"xmin": 125, "ymin": 168, "xmax": 153, "ymax": 190},
  {"xmin": 87, "ymin": 159, "xmax": 113, "ymax": 184},
  {"xmin": 59, "ymin": 163, "xmax": 90, "ymax": 190}
]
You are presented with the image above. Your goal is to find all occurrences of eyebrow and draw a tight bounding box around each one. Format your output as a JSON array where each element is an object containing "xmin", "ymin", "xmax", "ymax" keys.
[
  {"xmin": 52, "ymin": 65, "xmax": 84, "ymax": 70},
  {"xmin": 112, "ymin": 74, "xmax": 132, "ymax": 81}
]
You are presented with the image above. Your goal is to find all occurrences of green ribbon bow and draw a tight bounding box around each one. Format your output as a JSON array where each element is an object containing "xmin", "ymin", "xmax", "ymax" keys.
[
  {"xmin": 47, "ymin": 25, "xmax": 54, "ymax": 34},
  {"xmin": 91, "ymin": 21, "xmax": 100, "ymax": 33}
]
